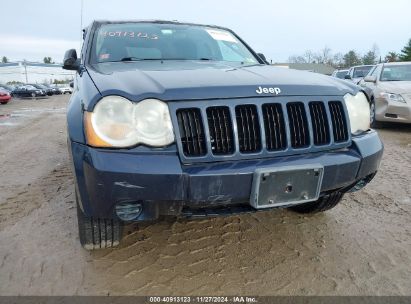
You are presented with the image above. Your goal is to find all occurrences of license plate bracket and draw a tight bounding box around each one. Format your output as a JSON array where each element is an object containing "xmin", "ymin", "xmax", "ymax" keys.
[{"xmin": 250, "ymin": 165, "xmax": 324, "ymax": 209}]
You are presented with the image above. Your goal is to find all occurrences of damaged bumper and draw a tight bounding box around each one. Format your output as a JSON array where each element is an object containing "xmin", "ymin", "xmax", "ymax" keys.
[
  {"xmin": 70, "ymin": 130, "xmax": 383, "ymax": 220},
  {"xmin": 375, "ymin": 97, "xmax": 411, "ymax": 123}
]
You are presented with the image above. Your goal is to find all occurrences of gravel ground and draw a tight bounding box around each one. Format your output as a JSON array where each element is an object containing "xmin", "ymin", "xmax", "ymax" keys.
[{"xmin": 0, "ymin": 95, "xmax": 410, "ymax": 296}]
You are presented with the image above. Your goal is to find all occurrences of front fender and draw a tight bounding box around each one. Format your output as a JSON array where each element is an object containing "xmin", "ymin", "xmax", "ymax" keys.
[{"xmin": 67, "ymin": 70, "xmax": 101, "ymax": 144}]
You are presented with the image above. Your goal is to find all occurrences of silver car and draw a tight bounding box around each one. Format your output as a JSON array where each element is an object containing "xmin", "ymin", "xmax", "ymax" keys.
[
  {"xmin": 345, "ymin": 65, "xmax": 375, "ymax": 84},
  {"xmin": 361, "ymin": 62, "xmax": 411, "ymax": 125},
  {"xmin": 331, "ymin": 69, "xmax": 349, "ymax": 79}
]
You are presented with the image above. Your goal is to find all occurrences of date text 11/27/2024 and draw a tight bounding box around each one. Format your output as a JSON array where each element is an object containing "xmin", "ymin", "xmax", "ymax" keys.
[{"xmin": 148, "ymin": 296, "xmax": 258, "ymax": 303}]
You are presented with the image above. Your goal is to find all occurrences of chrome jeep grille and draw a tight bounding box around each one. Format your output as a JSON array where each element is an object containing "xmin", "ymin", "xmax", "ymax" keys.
[{"xmin": 171, "ymin": 97, "xmax": 351, "ymax": 163}]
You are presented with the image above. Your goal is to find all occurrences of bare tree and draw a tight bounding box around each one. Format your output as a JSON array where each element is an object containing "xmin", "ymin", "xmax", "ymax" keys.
[
  {"xmin": 314, "ymin": 47, "xmax": 332, "ymax": 64},
  {"xmin": 289, "ymin": 50, "xmax": 322, "ymax": 64},
  {"xmin": 303, "ymin": 50, "xmax": 316, "ymax": 63},
  {"xmin": 289, "ymin": 47, "xmax": 335, "ymax": 65},
  {"xmin": 332, "ymin": 52, "xmax": 344, "ymax": 68},
  {"xmin": 288, "ymin": 55, "xmax": 307, "ymax": 64}
]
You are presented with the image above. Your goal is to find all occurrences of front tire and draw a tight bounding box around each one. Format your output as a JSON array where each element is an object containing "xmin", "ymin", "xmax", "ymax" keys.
[
  {"xmin": 76, "ymin": 197, "xmax": 123, "ymax": 250},
  {"xmin": 370, "ymin": 100, "xmax": 381, "ymax": 128},
  {"xmin": 289, "ymin": 191, "xmax": 344, "ymax": 214}
]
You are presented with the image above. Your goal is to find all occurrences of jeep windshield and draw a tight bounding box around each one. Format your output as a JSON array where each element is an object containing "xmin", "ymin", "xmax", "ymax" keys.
[{"xmin": 90, "ymin": 22, "xmax": 260, "ymax": 65}]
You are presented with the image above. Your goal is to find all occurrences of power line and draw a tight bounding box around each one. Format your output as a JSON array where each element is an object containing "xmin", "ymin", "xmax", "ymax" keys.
[{"xmin": 80, "ymin": 0, "xmax": 84, "ymax": 49}]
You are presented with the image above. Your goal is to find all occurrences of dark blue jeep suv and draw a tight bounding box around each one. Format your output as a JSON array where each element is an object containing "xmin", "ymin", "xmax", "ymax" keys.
[{"xmin": 63, "ymin": 20, "xmax": 383, "ymax": 250}]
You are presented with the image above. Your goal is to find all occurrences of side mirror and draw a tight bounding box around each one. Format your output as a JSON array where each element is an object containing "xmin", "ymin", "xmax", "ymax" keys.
[
  {"xmin": 69, "ymin": 82, "xmax": 74, "ymax": 88},
  {"xmin": 344, "ymin": 74, "xmax": 352, "ymax": 80},
  {"xmin": 63, "ymin": 49, "xmax": 80, "ymax": 71},
  {"xmin": 257, "ymin": 53, "xmax": 268, "ymax": 63},
  {"xmin": 364, "ymin": 76, "xmax": 377, "ymax": 83}
]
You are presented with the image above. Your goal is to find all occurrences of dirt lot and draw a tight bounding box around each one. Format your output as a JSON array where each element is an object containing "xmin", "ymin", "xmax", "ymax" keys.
[{"xmin": 0, "ymin": 95, "xmax": 410, "ymax": 296}]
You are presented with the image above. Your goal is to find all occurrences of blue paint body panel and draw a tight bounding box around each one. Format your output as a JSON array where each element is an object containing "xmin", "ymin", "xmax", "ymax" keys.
[{"xmin": 66, "ymin": 20, "xmax": 383, "ymax": 221}]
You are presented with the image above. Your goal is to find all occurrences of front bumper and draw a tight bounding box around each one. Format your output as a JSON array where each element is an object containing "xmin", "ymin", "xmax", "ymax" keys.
[
  {"xmin": 70, "ymin": 130, "xmax": 383, "ymax": 220},
  {"xmin": 0, "ymin": 96, "xmax": 11, "ymax": 102},
  {"xmin": 375, "ymin": 97, "xmax": 411, "ymax": 123}
]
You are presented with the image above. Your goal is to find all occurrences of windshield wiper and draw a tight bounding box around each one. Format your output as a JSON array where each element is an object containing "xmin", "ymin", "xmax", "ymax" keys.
[
  {"xmin": 120, "ymin": 57, "xmax": 161, "ymax": 62},
  {"xmin": 120, "ymin": 57, "xmax": 195, "ymax": 62}
]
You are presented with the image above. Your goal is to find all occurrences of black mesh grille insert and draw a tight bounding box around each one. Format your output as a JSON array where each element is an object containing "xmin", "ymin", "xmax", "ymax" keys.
[
  {"xmin": 175, "ymin": 99, "xmax": 350, "ymax": 161},
  {"xmin": 235, "ymin": 105, "xmax": 261, "ymax": 153},
  {"xmin": 176, "ymin": 108, "xmax": 207, "ymax": 156},
  {"xmin": 309, "ymin": 102, "xmax": 330, "ymax": 145},
  {"xmin": 262, "ymin": 103, "xmax": 287, "ymax": 151},
  {"xmin": 329, "ymin": 101, "xmax": 349, "ymax": 142},
  {"xmin": 206, "ymin": 106, "xmax": 235, "ymax": 155},
  {"xmin": 287, "ymin": 102, "xmax": 310, "ymax": 148}
]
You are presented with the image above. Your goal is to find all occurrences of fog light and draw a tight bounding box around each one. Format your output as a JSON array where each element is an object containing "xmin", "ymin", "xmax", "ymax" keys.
[{"xmin": 115, "ymin": 202, "xmax": 142, "ymax": 221}]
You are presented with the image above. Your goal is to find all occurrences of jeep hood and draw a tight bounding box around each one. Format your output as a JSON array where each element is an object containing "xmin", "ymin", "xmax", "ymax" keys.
[{"xmin": 87, "ymin": 61, "xmax": 359, "ymax": 105}]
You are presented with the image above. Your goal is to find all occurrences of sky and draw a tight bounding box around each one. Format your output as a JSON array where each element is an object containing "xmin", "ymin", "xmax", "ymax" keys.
[{"xmin": 1, "ymin": 0, "xmax": 410, "ymax": 63}]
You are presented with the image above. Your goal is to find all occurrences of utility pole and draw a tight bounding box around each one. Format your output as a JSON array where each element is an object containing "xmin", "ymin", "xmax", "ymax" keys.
[
  {"xmin": 23, "ymin": 60, "xmax": 28, "ymax": 83},
  {"xmin": 80, "ymin": 0, "xmax": 84, "ymax": 39},
  {"xmin": 79, "ymin": 0, "xmax": 84, "ymax": 51}
]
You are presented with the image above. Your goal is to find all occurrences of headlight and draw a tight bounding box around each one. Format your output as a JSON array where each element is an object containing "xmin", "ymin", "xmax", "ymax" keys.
[
  {"xmin": 344, "ymin": 92, "xmax": 370, "ymax": 135},
  {"xmin": 380, "ymin": 92, "xmax": 406, "ymax": 103},
  {"xmin": 84, "ymin": 96, "xmax": 174, "ymax": 148}
]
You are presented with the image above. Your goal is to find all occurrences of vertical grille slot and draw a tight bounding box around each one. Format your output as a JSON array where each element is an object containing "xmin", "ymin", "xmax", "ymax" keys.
[
  {"xmin": 309, "ymin": 102, "xmax": 330, "ymax": 145},
  {"xmin": 329, "ymin": 101, "xmax": 348, "ymax": 142},
  {"xmin": 176, "ymin": 108, "xmax": 207, "ymax": 157},
  {"xmin": 235, "ymin": 105, "xmax": 261, "ymax": 153},
  {"xmin": 286, "ymin": 102, "xmax": 310, "ymax": 148},
  {"xmin": 262, "ymin": 103, "xmax": 287, "ymax": 151},
  {"xmin": 206, "ymin": 106, "xmax": 234, "ymax": 155}
]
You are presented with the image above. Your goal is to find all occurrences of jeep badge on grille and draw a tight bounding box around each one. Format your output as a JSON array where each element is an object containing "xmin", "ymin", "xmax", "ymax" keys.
[{"xmin": 256, "ymin": 86, "xmax": 281, "ymax": 95}]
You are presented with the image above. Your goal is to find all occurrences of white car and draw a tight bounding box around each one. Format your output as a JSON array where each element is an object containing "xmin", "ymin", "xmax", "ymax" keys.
[
  {"xmin": 60, "ymin": 87, "xmax": 73, "ymax": 94},
  {"xmin": 345, "ymin": 65, "xmax": 375, "ymax": 84}
]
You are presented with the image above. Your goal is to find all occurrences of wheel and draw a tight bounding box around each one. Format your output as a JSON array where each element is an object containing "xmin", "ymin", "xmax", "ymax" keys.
[
  {"xmin": 370, "ymin": 99, "xmax": 381, "ymax": 128},
  {"xmin": 76, "ymin": 195, "xmax": 123, "ymax": 250},
  {"xmin": 289, "ymin": 191, "xmax": 344, "ymax": 214},
  {"xmin": 31, "ymin": 92, "xmax": 36, "ymax": 98}
]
